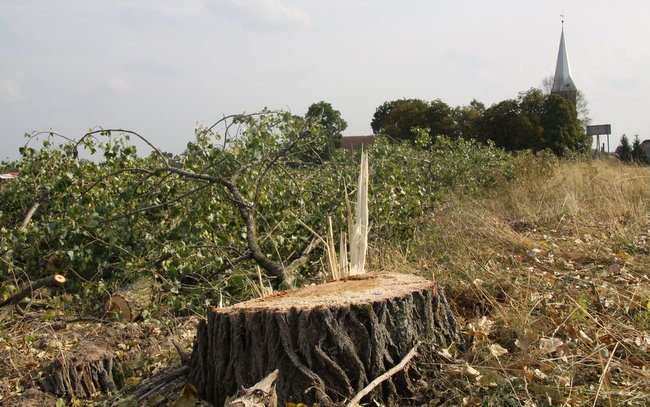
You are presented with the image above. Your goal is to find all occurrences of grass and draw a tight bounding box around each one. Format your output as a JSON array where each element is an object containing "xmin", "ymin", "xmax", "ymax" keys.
[{"xmin": 372, "ymin": 156, "xmax": 650, "ymax": 406}]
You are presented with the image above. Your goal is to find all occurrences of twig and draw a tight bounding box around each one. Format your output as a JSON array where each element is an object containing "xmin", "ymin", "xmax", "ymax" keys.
[
  {"xmin": 592, "ymin": 342, "xmax": 619, "ymax": 407},
  {"xmin": 75, "ymin": 128, "xmax": 170, "ymax": 165},
  {"xmin": 132, "ymin": 365, "xmax": 189, "ymax": 401},
  {"xmin": 345, "ymin": 342, "xmax": 420, "ymax": 407},
  {"xmin": 0, "ymin": 274, "xmax": 66, "ymax": 307}
]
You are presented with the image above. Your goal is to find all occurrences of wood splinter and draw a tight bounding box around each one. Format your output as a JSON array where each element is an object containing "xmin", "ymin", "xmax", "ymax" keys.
[
  {"xmin": 345, "ymin": 343, "xmax": 420, "ymax": 407},
  {"xmin": 226, "ymin": 369, "xmax": 279, "ymax": 407}
]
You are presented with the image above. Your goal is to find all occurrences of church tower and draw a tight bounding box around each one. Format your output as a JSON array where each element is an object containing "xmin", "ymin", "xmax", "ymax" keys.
[{"xmin": 551, "ymin": 21, "xmax": 577, "ymax": 105}]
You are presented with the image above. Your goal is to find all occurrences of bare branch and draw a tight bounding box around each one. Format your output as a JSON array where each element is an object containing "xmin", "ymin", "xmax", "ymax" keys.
[
  {"xmin": 283, "ymin": 237, "xmax": 322, "ymax": 277},
  {"xmin": 21, "ymin": 201, "xmax": 41, "ymax": 228},
  {"xmin": 23, "ymin": 130, "xmax": 77, "ymax": 148}
]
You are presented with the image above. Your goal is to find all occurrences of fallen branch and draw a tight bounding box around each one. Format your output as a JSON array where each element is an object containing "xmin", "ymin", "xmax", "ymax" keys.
[
  {"xmin": 0, "ymin": 274, "xmax": 66, "ymax": 307},
  {"xmin": 345, "ymin": 343, "xmax": 420, "ymax": 407},
  {"xmin": 21, "ymin": 201, "xmax": 41, "ymax": 228},
  {"xmin": 283, "ymin": 237, "xmax": 321, "ymax": 277}
]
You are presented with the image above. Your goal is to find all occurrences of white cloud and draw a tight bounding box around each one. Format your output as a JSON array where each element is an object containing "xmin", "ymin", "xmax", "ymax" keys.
[
  {"xmin": 207, "ymin": 0, "xmax": 310, "ymax": 28},
  {"xmin": 0, "ymin": 75, "xmax": 26, "ymax": 104}
]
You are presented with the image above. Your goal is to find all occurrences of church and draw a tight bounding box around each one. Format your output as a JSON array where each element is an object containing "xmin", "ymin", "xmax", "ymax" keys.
[{"xmin": 552, "ymin": 21, "xmax": 578, "ymax": 106}]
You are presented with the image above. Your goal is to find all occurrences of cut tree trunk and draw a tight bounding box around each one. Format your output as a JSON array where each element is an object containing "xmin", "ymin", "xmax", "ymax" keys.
[
  {"xmin": 0, "ymin": 274, "xmax": 66, "ymax": 308},
  {"xmin": 188, "ymin": 273, "xmax": 462, "ymax": 406},
  {"xmin": 102, "ymin": 275, "xmax": 154, "ymax": 321}
]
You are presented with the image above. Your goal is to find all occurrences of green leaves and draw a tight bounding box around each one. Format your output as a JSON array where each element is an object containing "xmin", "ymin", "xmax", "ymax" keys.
[{"xmin": 0, "ymin": 112, "xmax": 515, "ymax": 313}]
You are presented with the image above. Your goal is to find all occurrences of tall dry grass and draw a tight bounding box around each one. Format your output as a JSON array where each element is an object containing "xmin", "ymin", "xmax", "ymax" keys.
[
  {"xmin": 407, "ymin": 157, "xmax": 650, "ymax": 276},
  {"xmin": 370, "ymin": 156, "xmax": 650, "ymax": 406},
  {"xmin": 503, "ymin": 156, "xmax": 650, "ymax": 235}
]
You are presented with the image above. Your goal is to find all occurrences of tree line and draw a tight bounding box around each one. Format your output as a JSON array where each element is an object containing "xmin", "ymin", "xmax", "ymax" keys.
[
  {"xmin": 369, "ymin": 88, "xmax": 590, "ymax": 156},
  {"xmin": 615, "ymin": 134, "xmax": 648, "ymax": 164}
]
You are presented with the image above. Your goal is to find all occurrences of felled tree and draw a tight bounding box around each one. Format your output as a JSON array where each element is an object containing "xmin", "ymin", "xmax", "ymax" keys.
[{"xmin": 68, "ymin": 111, "xmax": 335, "ymax": 288}]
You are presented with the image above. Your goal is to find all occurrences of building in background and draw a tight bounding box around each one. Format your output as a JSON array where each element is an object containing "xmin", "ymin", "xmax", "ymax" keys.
[{"xmin": 551, "ymin": 22, "xmax": 577, "ymax": 106}]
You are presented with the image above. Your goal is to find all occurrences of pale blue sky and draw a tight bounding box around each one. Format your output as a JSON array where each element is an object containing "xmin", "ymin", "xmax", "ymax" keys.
[{"xmin": 1, "ymin": 0, "xmax": 648, "ymax": 160}]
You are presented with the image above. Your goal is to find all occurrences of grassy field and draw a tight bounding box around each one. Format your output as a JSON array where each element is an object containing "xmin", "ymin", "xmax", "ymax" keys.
[{"xmin": 374, "ymin": 156, "xmax": 650, "ymax": 406}]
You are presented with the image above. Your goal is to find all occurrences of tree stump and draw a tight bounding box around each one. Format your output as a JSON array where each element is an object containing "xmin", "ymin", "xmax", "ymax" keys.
[
  {"xmin": 188, "ymin": 273, "xmax": 462, "ymax": 406},
  {"xmin": 37, "ymin": 343, "xmax": 124, "ymax": 398}
]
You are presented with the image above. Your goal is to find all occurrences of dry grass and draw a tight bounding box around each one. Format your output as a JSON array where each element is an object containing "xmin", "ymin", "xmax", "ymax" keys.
[{"xmin": 372, "ymin": 157, "xmax": 650, "ymax": 406}]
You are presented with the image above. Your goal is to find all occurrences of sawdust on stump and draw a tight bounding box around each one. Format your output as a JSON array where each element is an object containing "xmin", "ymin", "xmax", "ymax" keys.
[{"xmin": 188, "ymin": 272, "xmax": 462, "ymax": 406}]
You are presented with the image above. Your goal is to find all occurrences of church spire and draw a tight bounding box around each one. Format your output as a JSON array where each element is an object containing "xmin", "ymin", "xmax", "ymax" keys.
[{"xmin": 552, "ymin": 19, "xmax": 577, "ymax": 105}]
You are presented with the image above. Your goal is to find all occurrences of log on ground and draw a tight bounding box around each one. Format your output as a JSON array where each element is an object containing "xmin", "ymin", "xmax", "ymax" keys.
[{"xmin": 188, "ymin": 272, "xmax": 462, "ymax": 406}]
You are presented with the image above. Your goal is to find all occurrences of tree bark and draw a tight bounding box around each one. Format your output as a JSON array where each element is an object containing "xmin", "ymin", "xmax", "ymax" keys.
[{"xmin": 188, "ymin": 273, "xmax": 462, "ymax": 406}]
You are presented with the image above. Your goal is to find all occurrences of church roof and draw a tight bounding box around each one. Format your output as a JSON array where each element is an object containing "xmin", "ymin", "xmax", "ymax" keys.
[{"xmin": 552, "ymin": 28, "xmax": 577, "ymax": 93}]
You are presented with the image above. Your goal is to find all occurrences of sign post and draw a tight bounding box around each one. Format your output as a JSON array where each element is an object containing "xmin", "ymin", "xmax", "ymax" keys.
[{"xmin": 587, "ymin": 124, "xmax": 612, "ymax": 157}]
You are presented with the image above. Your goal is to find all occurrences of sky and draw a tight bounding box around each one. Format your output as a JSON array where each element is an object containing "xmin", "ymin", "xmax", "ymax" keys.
[{"xmin": 1, "ymin": 0, "xmax": 649, "ymax": 161}]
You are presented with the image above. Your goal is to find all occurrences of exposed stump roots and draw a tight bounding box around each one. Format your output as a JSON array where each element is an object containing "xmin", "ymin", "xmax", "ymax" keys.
[{"xmin": 188, "ymin": 273, "xmax": 462, "ymax": 406}]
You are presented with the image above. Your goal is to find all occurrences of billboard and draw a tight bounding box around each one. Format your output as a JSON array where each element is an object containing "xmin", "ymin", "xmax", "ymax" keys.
[{"xmin": 587, "ymin": 124, "xmax": 611, "ymax": 136}]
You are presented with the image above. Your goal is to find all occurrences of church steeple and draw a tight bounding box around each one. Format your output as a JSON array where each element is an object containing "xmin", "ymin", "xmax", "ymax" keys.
[{"xmin": 551, "ymin": 19, "xmax": 577, "ymax": 105}]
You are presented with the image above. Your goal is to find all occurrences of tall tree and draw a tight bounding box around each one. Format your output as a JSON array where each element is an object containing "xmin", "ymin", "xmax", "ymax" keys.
[
  {"xmin": 540, "ymin": 94, "xmax": 588, "ymax": 156},
  {"xmin": 304, "ymin": 101, "xmax": 347, "ymax": 159},
  {"xmin": 425, "ymin": 99, "xmax": 456, "ymax": 139},
  {"xmin": 370, "ymin": 99, "xmax": 430, "ymax": 142},
  {"xmin": 477, "ymin": 99, "xmax": 535, "ymax": 151},
  {"xmin": 452, "ymin": 99, "xmax": 484, "ymax": 140},
  {"xmin": 370, "ymin": 98, "xmax": 455, "ymax": 143},
  {"xmin": 631, "ymin": 134, "xmax": 648, "ymax": 164},
  {"xmin": 615, "ymin": 134, "xmax": 632, "ymax": 162},
  {"xmin": 540, "ymin": 75, "xmax": 591, "ymax": 128}
]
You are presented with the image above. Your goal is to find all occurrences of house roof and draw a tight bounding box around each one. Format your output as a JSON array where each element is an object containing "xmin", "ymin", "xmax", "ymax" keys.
[
  {"xmin": 340, "ymin": 135, "xmax": 375, "ymax": 151},
  {"xmin": 0, "ymin": 171, "xmax": 18, "ymax": 180}
]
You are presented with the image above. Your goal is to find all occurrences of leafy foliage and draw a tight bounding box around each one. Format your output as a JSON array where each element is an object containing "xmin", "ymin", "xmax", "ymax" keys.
[
  {"xmin": 371, "ymin": 89, "xmax": 589, "ymax": 156},
  {"xmin": 0, "ymin": 112, "xmax": 514, "ymax": 314},
  {"xmin": 371, "ymin": 99, "xmax": 456, "ymax": 143}
]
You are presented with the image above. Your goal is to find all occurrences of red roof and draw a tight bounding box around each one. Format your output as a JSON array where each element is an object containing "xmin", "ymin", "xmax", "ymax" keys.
[{"xmin": 0, "ymin": 171, "xmax": 18, "ymax": 180}]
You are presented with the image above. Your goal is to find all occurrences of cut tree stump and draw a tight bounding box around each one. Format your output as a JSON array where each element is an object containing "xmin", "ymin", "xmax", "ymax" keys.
[
  {"xmin": 188, "ymin": 273, "xmax": 462, "ymax": 406},
  {"xmin": 37, "ymin": 343, "xmax": 124, "ymax": 398}
]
